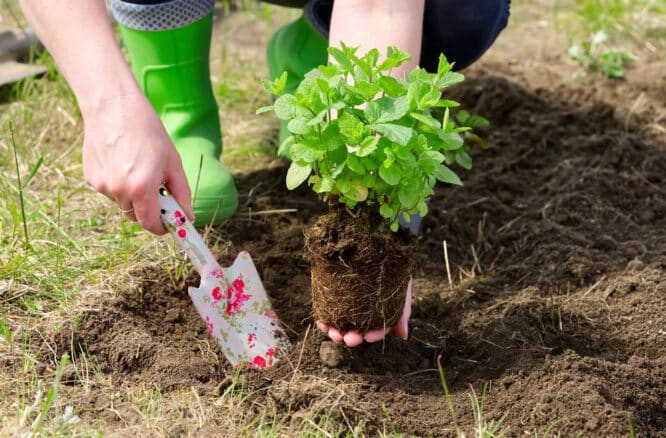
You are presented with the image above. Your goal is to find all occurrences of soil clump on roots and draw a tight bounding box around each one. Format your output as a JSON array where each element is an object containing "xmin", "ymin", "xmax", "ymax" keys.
[{"xmin": 305, "ymin": 206, "xmax": 413, "ymax": 332}]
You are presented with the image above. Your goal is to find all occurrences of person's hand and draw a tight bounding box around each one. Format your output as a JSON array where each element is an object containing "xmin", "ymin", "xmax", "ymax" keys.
[
  {"xmin": 316, "ymin": 279, "xmax": 412, "ymax": 347},
  {"xmin": 81, "ymin": 92, "xmax": 194, "ymax": 235}
]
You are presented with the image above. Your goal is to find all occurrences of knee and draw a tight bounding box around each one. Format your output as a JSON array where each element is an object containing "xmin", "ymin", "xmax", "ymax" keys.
[{"xmin": 421, "ymin": 0, "xmax": 510, "ymax": 71}]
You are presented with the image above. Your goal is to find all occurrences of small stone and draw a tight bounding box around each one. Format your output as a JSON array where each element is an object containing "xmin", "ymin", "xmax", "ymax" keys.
[
  {"xmin": 319, "ymin": 341, "xmax": 345, "ymax": 368},
  {"xmin": 165, "ymin": 308, "xmax": 181, "ymax": 323}
]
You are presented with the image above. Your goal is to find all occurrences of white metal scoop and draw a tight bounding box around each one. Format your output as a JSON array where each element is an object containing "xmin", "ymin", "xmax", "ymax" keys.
[{"xmin": 158, "ymin": 187, "xmax": 290, "ymax": 368}]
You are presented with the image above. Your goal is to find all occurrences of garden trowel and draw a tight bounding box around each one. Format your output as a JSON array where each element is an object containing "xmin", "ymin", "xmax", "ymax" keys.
[{"xmin": 157, "ymin": 187, "xmax": 290, "ymax": 368}]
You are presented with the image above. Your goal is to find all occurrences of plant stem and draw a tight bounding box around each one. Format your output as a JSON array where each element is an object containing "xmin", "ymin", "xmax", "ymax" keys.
[{"xmin": 9, "ymin": 123, "xmax": 30, "ymax": 248}]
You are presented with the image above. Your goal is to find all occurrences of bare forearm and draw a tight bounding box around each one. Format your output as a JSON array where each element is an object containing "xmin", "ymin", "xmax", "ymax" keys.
[
  {"xmin": 19, "ymin": 0, "xmax": 141, "ymax": 118},
  {"xmin": 329, "ymin": 0, "xmax": 425, "ymax": 78}
]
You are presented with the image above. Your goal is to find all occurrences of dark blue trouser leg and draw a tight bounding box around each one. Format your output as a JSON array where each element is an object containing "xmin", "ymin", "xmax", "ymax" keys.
[{"xmin": 421, "ymin": 0, "xmax": 510, "ymax": 71}]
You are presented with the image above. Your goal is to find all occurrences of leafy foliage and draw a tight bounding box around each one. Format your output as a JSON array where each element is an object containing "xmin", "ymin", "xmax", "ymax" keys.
[
  {"xmin": 260, "ymin": 44, "xmax": 487, "ymax": 232},
  {"xmin": 569, "ymin": 31, "xmax": 634, "ymax": 79}
]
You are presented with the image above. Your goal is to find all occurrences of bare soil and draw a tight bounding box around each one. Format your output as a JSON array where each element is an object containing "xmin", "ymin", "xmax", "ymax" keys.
[{"xmin": 51, "ymin": 67, "xmax": 666, "ymax": 436}]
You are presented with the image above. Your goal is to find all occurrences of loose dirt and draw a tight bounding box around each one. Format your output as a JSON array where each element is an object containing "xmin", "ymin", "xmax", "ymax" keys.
[{"xmin": 52, "ymin": 68, "xmax": 666, "ymax": 436}]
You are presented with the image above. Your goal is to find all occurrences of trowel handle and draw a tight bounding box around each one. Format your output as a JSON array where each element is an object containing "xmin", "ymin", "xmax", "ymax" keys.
[{"xmin": 157, "ymin": 187, "xmax": 217, "ymax": 275}]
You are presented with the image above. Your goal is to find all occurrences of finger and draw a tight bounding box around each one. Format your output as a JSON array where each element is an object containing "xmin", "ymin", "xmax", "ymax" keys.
[
  {"xmin": 119, "ymin": 199, "xmax": 137, "ymax": 222},
  {"xmin": 343, "ymin": 331, "xmax": 363, "ymax": 347},
  {"xmin": 327, "ymin": 327, "xmax": 344, "ymax": 344},
  {"xmin": 364, "ymin": 327, "xmax": 391, "ymax": 343},
  {"xmin": 166, "ymin": 154, "xmax": 194, "ymax": 222},
  {"xmin": 133, "ymin": 184, "xmax": 167, "ymax": 235},
  {"xmin": 392, "ymin": 278, "xmax": 413, "ymax": 340},
  {"xmin": 316, "ymin": 321, "xmax": 330, "ymax": 333}
]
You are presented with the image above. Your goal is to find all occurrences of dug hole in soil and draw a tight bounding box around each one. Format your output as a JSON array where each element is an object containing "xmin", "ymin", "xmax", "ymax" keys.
[{"xmin": 56, "ymin": 71, "xmax": 665, "ymax": 435}]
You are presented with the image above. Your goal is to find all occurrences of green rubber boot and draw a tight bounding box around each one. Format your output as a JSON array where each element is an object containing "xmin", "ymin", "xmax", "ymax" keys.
[
  {"xmin": 119, "ymin": 14, "xmax": 238, "ymax": 226},
  {"xmin": 267, "ymin": 14, "xmax": 328, "ymax": 146}
]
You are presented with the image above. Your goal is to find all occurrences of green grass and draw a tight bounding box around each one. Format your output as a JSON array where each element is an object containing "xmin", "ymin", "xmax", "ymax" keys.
[{"xmin": 555, "ymin": 0, "xmax": 665, "ymax": 59}]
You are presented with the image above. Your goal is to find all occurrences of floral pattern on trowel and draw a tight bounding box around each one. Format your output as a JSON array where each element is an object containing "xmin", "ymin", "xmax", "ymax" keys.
[{"xmin": 158, "ymin": 187, "xmax": 290, "ymax": 368}]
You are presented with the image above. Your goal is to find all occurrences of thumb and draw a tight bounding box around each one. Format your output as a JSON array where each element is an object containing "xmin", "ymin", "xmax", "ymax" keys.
[{"xmin": 166, "ymin": 154, "xmax": 195, "ymax": 223}]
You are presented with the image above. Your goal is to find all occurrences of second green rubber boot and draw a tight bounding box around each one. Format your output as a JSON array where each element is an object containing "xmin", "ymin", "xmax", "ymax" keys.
[
  {"xmin": 267, "ymin": 14, "xmax": 328, "ymax": 146},
  {"xmin": 117, "ymin": 11, "xmax": 238, "ymax": 226}
]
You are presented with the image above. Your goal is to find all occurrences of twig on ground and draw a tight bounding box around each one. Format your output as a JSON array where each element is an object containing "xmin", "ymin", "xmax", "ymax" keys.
[{"xmin": 443, "ymin": 240, "xmax": 453, "ymax": 290}]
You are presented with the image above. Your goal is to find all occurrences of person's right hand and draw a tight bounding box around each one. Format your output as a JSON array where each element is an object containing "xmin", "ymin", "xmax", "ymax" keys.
[{"xmin": 81, "ymin": 92, "xmax": 194, "ymax": 235}]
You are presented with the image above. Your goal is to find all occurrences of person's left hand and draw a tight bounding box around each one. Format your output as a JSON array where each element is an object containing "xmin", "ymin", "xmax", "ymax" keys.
[{"xmin": 315, "ymin": 279, "xmax": 412, "ymax": 347}]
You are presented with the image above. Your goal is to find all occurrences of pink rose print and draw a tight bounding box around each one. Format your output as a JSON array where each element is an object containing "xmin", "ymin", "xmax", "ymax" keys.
[
  {"xmin": 266, "ymin": 348, "xmax": 275, "ymax": 357},
  {"xmin": 205, "ymin": 316, "xmax": 214, "ymax": 335},
  {"xmin": 264, "ymin": 311, "xmax": 277, "ymax": 321},
  {"xmin": 177, "ymin": 229, "xmax": 187, "ymax": 238},
  {"xmin": 224, "ymin": 275, "xmax": 250, "ymax": 316},
  {"xmin": 251, "ymin": 355, "xmax": 267, "ymax": 369},
  {"xmin": 210, "ymin": 268, "xmax": 224, "ymax": 279},
  {"xmin": 226, "ymin": 283, "xmax": 251, "ymax": 316},
  {"xmin": 248, "ymin": 333, "xmax": 256, "ymax": 349},
  {"xmin": 211, "ymin": 286, "xmax": 222, "ymax": 301},
  {"xmin": 233, "ymin": 278, "xmax": 245, "ymax": 291},
  {"xmin": 173, "ymin": 210, "xmax": 186, "ymax": 226}
]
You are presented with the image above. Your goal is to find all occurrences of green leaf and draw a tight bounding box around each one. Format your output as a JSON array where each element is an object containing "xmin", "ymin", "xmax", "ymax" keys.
[
  {"xmin": 420, "ymin": 86, "xmax": 442, "ymax": 109},
  {"xmin": 261, "ymin": 71, "xmax": 288, "ymax": 95},
  {"xmin": 438, "ymin": 71, "xmax": 465, "ymax": 89},
  {"xmin": 379, "ymin": 203, "xmax": 394, "ymax": 219},
  {"xmin": 433, "ymin": 164, "xmax": 462, "ymax": 185},
  {"xmin": 410, "ymin": 112, "xmax": 441, "ymax": 129},
  {"xmin": 377, "ymin": 46, "xmax": 412, "ymax": 72},
  {"xmin": 398, "ymin": 186, "xmax": 418, "ymax": 209},
  {"xmin": 338, "ymin": 111, "xmax": 365, "ymax": 144},
  {"xmin": 287, "ymin": 119, "xmax": 310, "ymax": 135},
  {"xmin": 321, "ymin": 122, "xmax": 346, "ymax": 151},
  {"xmin": 290, "ymin": 142, "xmax": 325, "ymax": 163},
  {"xmin": 379, "ymin": 163, "xmax": 401, "ymax": 186},
  {"xmin": 343, "ymin": 179, "xmax": 368, "ymax": 202},
  {"xmin": 466, "ymin": 115, "xmax": 490, "ymax": 129},
  {"xmin": 366, "ymin": 96, "xmax": 410, "ymax": 124},
  {"xmin": 23, "ymin": 156, "xmax": 44, "ymax": 189},
  {"xmin": 433, "ymin": 99, "xmax": 460, "ymax": 108},
  {"xmin": 346, "ymin": 154, "xmax": 365, "ymax": 174},
  {"xmin": 286, "ymin": 162, "xmax": 312, "ymax": 190},
  {"xmin": 377, "ymin": 76, "xmax": 407, "ymax": 96},
  {"xmin": 307, "ymin": 109, "xmax": 328, "ymax": 126},
  {"xmin": 437, "ymin": 53, "xmax": 452, "ymax": 77},
  {"xmin": 438, "ymin": 131, "xmax": 464, "ymax": 150},
  {"xmin": 390, "ymin": 221, "xmax": 400, "ymax": 232},
  {"xmin": 354, "ymin": 81, "xmax": 382, "ymax": 101},
  {"xmin": 408, "ymin": 81, "xmax": 430, "ymax": 109},
  {"xmin": 328, "ymin": 46, "xmax": 353, "ymax": 71},
  {"xmin": 370, "ymin": 123, "xmax": 414, "ymax": 146},
  {"xmin": 313, "ymin": 176, "xmax": 335, "ymax": 193},
  {"xmin": 328, "ymin": 147, "xmax": 348, "ymax": 175},
  {"xmin": 418, "ymin": 200, "xmax": 429, "ymax": 217},
  {"xmin": 277, "ymin": 135, "xmax": 295, "ymax": 157},
  {"xmin": 256, "ymin": 105, "xmax": 274, "ymax": 114},
  {"xmin": 357, "ymin": 136, "xmax": 379, "ymax": 157},
  {"xmin": 455, "ymin": 151, "xmax": 473, "ymax": 170},
  {"xmin": 362, "ymin": 172, "xmax": 377, "ymax": 188},
  {"xmin": 274, "ymin": 94, "xmax": 300, "ymax": 120}
]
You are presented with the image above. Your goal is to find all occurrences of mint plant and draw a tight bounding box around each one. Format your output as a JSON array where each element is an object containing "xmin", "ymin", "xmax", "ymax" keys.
[{"xmin": 259, "ymin": 45, "xmax": 487, "ymax": 231}]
